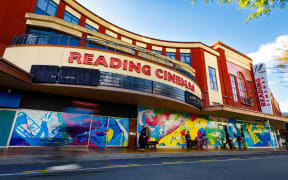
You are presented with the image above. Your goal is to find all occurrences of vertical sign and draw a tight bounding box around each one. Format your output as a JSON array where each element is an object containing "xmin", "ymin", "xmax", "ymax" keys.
[{"xmin": 253, "ymin": 63, "xmax": 272, "ymax": 114}]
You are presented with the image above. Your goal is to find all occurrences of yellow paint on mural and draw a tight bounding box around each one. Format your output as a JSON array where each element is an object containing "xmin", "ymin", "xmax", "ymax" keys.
[
  {"xmin": 247, "ymin": 124, "xmax": 261, "ymax": 145},
  {"xmin": 124, "ymin": 139, "xmax": 128, "ymax": 146},
  {"xmin": 158, "ymin": 116, "xmax": 209, "ymax": 146},
  {"xmin": 107, "ymin": 128, "xmax": 114, "ymax": 143}
]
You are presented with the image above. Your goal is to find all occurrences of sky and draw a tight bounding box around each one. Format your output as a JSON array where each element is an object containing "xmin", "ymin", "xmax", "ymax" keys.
[{"xmin": 76, "ymin": 0, "xmax": 288, "ymax": 112}]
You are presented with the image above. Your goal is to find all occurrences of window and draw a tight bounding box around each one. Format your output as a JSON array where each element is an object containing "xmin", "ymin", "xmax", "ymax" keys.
[
  {"xmin": 63, "ymin": 11, "xmax": 80, "ymax": 25},
  {"xmin": 208, "ymin": 67, "xmax": 218, "ymax": 90},
  {"xmin": 85, "ymin": 24, "xmax": 98, "ymax": 32},
  {"xmin": 237, "ymin": 72, "xmax": 250, "ymax": 105},
  {"xmin": 34, "ymin": 0, "xmax": 58, "ymax": 16},
  {"xmin": 152, "ymin": 50, "xmax": 162, "ymax": 55},
  {"xmin": 180, "ymin": 53, "xmax": 191, "ymax": 65},
  {"xmin": 230, "ymin": 75, "xmax": 238, "ymax": 102},
  {"xmin": 166, "ymin": 52, "xmax": 176, "ymax": 60},
  {"xmin": 26, "ymin": 27, "xmax": 80, "ymax": 46},
  {"xmin": 247, "ymin": 81, "xmax": 255, "ymax": 106}
]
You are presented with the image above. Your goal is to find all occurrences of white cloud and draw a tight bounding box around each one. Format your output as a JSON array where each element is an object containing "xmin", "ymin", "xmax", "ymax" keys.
[
  {"xmin": 248, "ymin": 35, "xmax": 288, "ymax": 66},
  {"xmin": 280, "ymin": 100, "xmax": 288, "ymax": 113},
  {"xmin": 248, "ymin": 35, "xmax": 288, "ymax": 113}
]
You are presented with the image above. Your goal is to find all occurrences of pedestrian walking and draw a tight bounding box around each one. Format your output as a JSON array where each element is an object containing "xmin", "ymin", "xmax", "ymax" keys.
[
  {"xmin": 144, "ymin": 124, "xmax": 151, "ymax": 149},
  {"xmin": 185, "ymin": 130, "xmax": 192, "ymax": 149}
]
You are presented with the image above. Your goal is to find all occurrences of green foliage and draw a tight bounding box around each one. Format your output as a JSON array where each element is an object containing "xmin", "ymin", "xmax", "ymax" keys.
[{"xmin": 191, "ymin": 0, "xmax": 288, "ymax": 21}]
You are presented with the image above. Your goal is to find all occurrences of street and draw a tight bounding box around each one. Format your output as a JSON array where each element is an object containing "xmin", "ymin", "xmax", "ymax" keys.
[{"xmin": 0, "ymin": 152, "xmax": 287, "ymax": 180}]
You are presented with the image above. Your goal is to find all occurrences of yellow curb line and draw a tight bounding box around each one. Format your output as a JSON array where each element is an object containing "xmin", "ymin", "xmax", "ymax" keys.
[
  {"xmin": 200, "ymin": 159, "xmax": 217, "ymax": 161},
  {"xmin": 228, "ymin": 158, "xmax": 241, "ymax": 160},
  {"xmin": 161, "ymin": 161, "xmax": 185, "ymax": 164},
  {"xmin": 107, "ymin": 164, "xmax": 140, "ymax": 167}
]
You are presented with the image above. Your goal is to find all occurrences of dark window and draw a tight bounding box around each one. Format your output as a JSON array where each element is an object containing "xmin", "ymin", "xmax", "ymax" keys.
[
  {"xmin": 208, "ymin": 67, "xmax": 218, "ymax": 90},
  {"xmin": 237, "ymin": 72, "xmax": 248, "ymax": 98},
  {"xmin": 85, "ymin": 24, "xmax": 98, "ymax": 32},
  {"xmin": 34, "ymin": 0, "xmax": 58, "ymax": 16},
  {"xmin": 153, "ymin": 82, "xmax": 185, "ymax": 101},
  {"xmin": 230, "ymin": 75, "xmax": 239, "ymax": 102},
  {"xmin": 166, "ymin": 52, "xmax": 176, "ymax": 60},
  {"xmin": 152, "ymin": 50, "xmax": 162, "ymax": 55},
  {"xmin": 25, "ymin": 28, "xmax": 80, "ymax": 46},
  {"xmin": 63, "ymin": 11, "xmax": 80, "ymax": 25},
  {"xmin": 247, "ymin": 81, "xmax": 255, "ymax": 106},
  {"xmin": 180, "ymin": 53, "xmax": 191, "ymax": 65},
  {"xmin": 237, "ymin": 72, "xmax": 250, "ymax": 105}
]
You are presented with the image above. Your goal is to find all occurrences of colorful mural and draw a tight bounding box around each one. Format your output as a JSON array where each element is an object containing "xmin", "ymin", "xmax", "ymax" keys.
[
  {"xmin": 88, "ymin": 116, "xmax": 108, "ymax": 148},
  {"xmin": 138, "ymin": 106, "xmax": 278, "ymax": 148},
  {"xmin": 9, "ymin": 110, "xmax": 128, "ymax": 147},
  {"xmin": 106, "ymin": 117, "xmax": 129, "ymax": 146},
  {"xmin": 0, "ymin": 110, "xmax": 16, "ymax": 146}
]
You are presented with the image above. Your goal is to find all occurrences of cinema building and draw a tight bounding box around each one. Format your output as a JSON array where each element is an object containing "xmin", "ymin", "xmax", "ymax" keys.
[{"xmin": 0, "ymin": 0, "xmax": 286, "ymax": 149}]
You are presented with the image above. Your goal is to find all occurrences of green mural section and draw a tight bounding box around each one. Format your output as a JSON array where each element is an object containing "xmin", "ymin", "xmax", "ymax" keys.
[
  {"xmin": 0, "ymin": 110, "xmax": 16, "ymax": 146},
  {"xmin": 138, "ymin": 106, "xmax": 278, "ymax": 148}
]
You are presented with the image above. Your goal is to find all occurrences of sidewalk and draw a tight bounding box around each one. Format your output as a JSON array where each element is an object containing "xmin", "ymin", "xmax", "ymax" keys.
[{"xmin": 0, "ymin": 147, "xmax": 287, "ymax": 165}]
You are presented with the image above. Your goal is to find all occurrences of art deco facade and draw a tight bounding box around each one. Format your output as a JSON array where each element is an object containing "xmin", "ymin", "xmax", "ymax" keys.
[{"xmin": 0, "ymin": 0, "xmax": 286, "ymax": 149}]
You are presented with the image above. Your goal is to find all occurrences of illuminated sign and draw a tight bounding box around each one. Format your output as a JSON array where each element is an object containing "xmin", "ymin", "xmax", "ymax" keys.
[
  {"xmin": 68, "ymin": 52, "xmax": 196, "ymax": 92},
  {"xmin": 253, "ymin": 63, "xmax": 272, "ymax": 114}
]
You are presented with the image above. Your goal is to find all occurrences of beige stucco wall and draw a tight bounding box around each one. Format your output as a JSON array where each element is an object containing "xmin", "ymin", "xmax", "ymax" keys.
[
  {"xmin": 3, "ymin": 46, "xmax": 201, "ymax": 99},
  {"xmin": 204, "ymin": 51, "xmax": 223, "ymax": 105}
]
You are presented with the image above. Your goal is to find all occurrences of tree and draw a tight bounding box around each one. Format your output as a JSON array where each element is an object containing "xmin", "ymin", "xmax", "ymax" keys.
[{"xmin": 191, "ymin": 0, "xmax": 288, "ymax": 21}]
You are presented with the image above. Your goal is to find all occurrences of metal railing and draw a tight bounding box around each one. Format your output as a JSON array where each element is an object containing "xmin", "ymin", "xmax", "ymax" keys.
[{"xmin": 12, "ymin": 34, "xmax": 197, "ymax": 83}]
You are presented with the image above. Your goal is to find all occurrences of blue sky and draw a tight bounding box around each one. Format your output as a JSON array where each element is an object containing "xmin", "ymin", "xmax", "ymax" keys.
[{"xmin": 76, "ymin": 0, "xmax": 288, "ymax": 112}]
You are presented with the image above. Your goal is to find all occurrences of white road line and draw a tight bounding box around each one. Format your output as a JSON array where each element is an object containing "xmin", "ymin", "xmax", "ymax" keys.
[{"xmin": 0, "ymin": 157, "xmax": 266, "ymax": 177}]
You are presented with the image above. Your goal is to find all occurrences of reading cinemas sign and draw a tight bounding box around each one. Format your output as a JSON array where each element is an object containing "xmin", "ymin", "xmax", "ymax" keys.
[
  {"xmin": 253, "ymin": 63, "xmax": 272, "ymax": 114},
  {"xmin": 67, "ymin": 51, "xmax": 198, "ymax": 93}
]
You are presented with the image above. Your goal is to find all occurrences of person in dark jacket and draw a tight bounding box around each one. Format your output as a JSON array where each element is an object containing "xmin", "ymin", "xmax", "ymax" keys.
[
  {"xmin": 144, "ymin": 124, "xmax": 150, "ymax": 149},
  {"xmin": 185, "ymin": 130, "xmax": 192, "ymax": 149},
  {"xmin": 139, "ymin": 125, "xmax": 145, "ymax": 149}
]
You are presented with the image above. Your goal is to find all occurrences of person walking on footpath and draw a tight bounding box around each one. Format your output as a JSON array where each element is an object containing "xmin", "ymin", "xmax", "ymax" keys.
[
  {"xmin": 139, "ymin": 125, "xmax": 146, "ymax": 149},
  {"xmin": 144, "ymin": 124, "xmax": 151, "ymax": 149},
  {"xmin": 234, "ymin": 133, "xmax": 242, "ymax": 150},
  {"xmin": 185, "ymin": 130, "xmax": 192, "ymax": 149}
]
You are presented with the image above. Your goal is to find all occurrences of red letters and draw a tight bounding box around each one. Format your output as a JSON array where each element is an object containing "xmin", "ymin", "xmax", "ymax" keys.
[
  {"xmin": 94, "ymin": 56, "xmax": 108, "ymax": 67},
  {"xmin": 110, "ymin": 58, "xmax": 121, "ymax": 69},
  {"xmin": 83, "ymin": 53, "xmax": 94, "ymax": 65},
  {"xmin": 167, "ymin": 72, "xmax": 175, "ymax": 83},
  {"xmin": 129, "ymin": 61, "xmax": 141, "ymax": 73},
  {"xmin": 155, "ymin": 69, "xmax": 163, "ymax": 79},
  {"xmin": 68, "ymin": 52, "xmax": 82, "ymax": 64},
  {"xmin": 142, "ymin": 65, "xmax": 151, "ymax": 76},
  {"xmin": 68, "ymin": 52, "xmax": 197, "ymax": 93}
]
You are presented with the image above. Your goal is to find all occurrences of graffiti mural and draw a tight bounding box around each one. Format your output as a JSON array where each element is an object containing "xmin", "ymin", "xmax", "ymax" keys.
[
  {"xmin": 106, "ymin": 117, "xmax": 129, "ymax": 146},
  {"xmin": 138, "ymin": 106, "xmax": 278, "ymax": 148},
  {"xmin": 88, "ymin": 116, "xmax": 108, "ymax": 148},
  {"xmin": 9, "ymin": 110, "xmax": 129, "ymax": 147},
  {"xmin": 9, "ymin": 110, "xmax": 92, "ymax": 146},
  {"xmin": 244, "ymin": 123, "xmax": 278, "ymax": 147}
]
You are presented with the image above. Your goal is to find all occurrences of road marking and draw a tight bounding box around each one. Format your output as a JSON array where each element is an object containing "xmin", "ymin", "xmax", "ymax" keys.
[
  {"xmin": 162, "ymin": 161, "xmax": 184, "ymax": 164},
  {"xmin": 23, "ymin": 170, "xmax": 51, "ymax": 173},
  {"xmin": 200, "ymin": 159, "xmax": 217, "ymax": 162},
  {"xmin": 0, "ymin": 157, "xmax": 266, "ymax": 177},
  {"xmin": 227, "ymin": 158, "xmax": 241, "ymax": 160},
  {"xmin": 107, "ymin": 164, "xmax": 141, "ymax": 167}
]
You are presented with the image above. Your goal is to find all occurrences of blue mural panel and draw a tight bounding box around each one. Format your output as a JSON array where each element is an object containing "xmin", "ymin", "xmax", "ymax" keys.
[
  {"xmin": 88, "ymin": 116, "xmax": 108, "ymax": 147},
  {"xmin": 9, "ymin": 110, "xmax": 92, "ymax": 146},
  {"xmin": 106, "ymin": 117, "xmax": 129, "ymax": 146}
]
